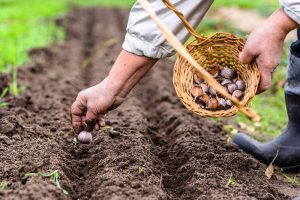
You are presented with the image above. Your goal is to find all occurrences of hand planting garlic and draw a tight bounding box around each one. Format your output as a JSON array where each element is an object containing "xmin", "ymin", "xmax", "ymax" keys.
[{"xmin": 191, "ymin": 67, "xmax": 246, "ymax": 111}]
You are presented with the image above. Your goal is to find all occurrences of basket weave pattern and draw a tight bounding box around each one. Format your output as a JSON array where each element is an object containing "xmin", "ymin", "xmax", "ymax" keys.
[{"xmin": 173, "ymin": 32, "xmax": 260, "ymax": 117}]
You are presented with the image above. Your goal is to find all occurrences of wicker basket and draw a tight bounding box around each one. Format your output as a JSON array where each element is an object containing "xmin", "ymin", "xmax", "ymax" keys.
[{"xmin": 162, "ymin": 0, "xmax": 260, "ymax": 118}]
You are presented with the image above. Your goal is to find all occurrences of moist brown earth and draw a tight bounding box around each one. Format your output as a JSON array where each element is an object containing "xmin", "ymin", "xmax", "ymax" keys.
[{"xmin": 0, "ymin": 7, "xmax": 299, "ymax": 200}]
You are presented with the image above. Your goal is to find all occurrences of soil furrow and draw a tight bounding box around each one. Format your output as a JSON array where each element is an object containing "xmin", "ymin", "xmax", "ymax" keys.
[
  {"xmin": 61, "ymin": 8, "xmax": 167, "ymax": 200},
  {"xmin": 82, "ymin": 9, "xmax": 97, "ymax": 87}
]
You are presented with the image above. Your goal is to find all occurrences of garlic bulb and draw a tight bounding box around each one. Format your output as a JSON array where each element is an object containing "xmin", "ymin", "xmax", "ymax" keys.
[
  {"xmin": 221, "ymin": 67, "xmax": 236, "ymax": 79},
  {"xmin": 236, "ymin": 79, "xmax": 246, "ymax": 91},
  {"xmin": 232, "ymin": 90, "xmax": 244, "ymax": 100},
  {"xmin": 78, "ymin": 131, "xmax": 92, "ymax": 144},
  {"xmin": 227, "ymin": 83, "xmax": 238, "ymax": 94}
]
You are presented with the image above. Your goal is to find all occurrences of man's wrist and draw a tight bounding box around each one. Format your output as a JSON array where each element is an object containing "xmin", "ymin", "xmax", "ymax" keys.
[
  {"xmin": 102, "ymin": 76, "xmax": 125, "ymax": 95},
  {"xmin": 271, "ymin": 8, "xmax": 299, "ymax": 37}
]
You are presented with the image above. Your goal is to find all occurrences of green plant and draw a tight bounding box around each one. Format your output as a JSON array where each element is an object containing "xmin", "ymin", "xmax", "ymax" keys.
[
  {"xmin": 280, "ymin": 172, "xmax": 300, "ymax": 187},
  {"xmin": 227, "ymin": 173, "xmax": 235, "ymax": 186},
  {"xmin": 72, "ymin": 137, "xmax": 78, "ymax": 145},
  {"xmin": 222, "ymin": 125, "xmax": 238, "ymax": 143},
  {"xmin": 0, "ymin": 88, "xmax": 9, "ymax": 108},
  {"xmin": 137, "ymin": 166, "xmax": 144, "ymax": 174},
  {"xmin": 24, "ymin": 170, "xmax": 68, "ymax": 195},
  {"xmin": 9, "ymin": 69, "xmax": 26, "ymax": 96},
  {"xmin": 1, "ymin": 180, "xmax": 8, "ymax": 190}
]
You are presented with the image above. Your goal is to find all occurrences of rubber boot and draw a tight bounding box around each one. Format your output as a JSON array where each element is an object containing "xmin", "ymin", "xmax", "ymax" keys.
[{"xmin": 232, "ymin": 37, "xmax": 300, "ymax": 170}]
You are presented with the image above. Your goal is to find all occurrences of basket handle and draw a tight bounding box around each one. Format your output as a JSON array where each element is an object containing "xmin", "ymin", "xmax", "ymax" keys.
[{"xmin": 162, "ymin": 0, "xmax": 204, "ymax": 41}]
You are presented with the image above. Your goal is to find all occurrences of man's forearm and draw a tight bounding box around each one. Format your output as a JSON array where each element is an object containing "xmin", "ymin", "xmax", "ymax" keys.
[{"xmin": 107, "ymin": 50, "xmax": 157, "ymax": 98}]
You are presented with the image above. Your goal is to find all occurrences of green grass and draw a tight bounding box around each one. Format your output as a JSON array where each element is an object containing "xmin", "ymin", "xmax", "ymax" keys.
[
  {"xmin": 0, "ymin": 0, "xmax": 67, "ymax": 73},
  {"xmin": 0, "ymin": 0, "xmax": 135, "ymax": 74},
  {"xmin": 280, "ymin": 171, "xmax": 300, "ymax": 187}
]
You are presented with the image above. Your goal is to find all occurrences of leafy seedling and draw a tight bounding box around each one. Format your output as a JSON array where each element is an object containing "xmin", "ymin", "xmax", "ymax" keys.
[
  {"xmin": 227, "ymin": 173, "xmax": 235, "ymax": 187},
  {"xmin": 0, "ymin": 88, "xmax": 9, "ymax": 108},
  {"xmin": 72, "ymin": 137, "xmax": 77, "ymax": 145},
  {"xmin": 9, "ymin": 69, "xmax": 26, "ymax": 96},
  {"xmin": 137, "ymin": 167, "xmax": 144, "ymax": 174},
  {"xmin": 24, "ymin": 170, "xmax": 68, "ymax": 195},
  {"xmin": 1, "ymin": 180, "xmax": 8, "ymax": 190}
]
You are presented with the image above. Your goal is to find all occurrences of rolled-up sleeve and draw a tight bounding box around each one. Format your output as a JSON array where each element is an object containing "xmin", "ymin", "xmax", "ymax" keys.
[
  {"xmin": 122, "ymin": 0, "xmax": 214, "ymax": 59},
  {"xmin": 280, "ymin": 0, "xmax": 300, "ymax": 25}
]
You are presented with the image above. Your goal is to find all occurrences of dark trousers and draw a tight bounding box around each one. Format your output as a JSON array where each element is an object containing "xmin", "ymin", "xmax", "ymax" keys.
[{"xmin": 286, "ymin": 29, "xmax": 300, "ymax": 95}]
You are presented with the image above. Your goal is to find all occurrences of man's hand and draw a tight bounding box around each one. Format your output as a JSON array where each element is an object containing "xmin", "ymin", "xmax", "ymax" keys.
[
  {"xmin": 70, "ymin": 50, "xmax": 157, "ymax": 134},
  {"xmin": 71, "ymin": 78, "xmax": 125, "ymax": 133},
  {"xmin": 239, "ymin": 8, "xmax": 298, "ymax": 93}
]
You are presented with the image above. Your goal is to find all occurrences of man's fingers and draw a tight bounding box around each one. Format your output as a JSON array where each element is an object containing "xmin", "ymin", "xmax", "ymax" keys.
[
  {"xmin": 239, "ymin": 47, "xmax": 256, "ymax": 64},
  {"xmin": 71, "ymin": 100, "xmax": 86, "ymax": 133},
  {"xmin": 72, "ymin": 121, "xmax": 83, "ymax": 133},
  {"xmin": 256, "ymin": 59, "xmax": 272, "ymax": 93},
  {"xmin": 255, "ymin": 53, "xmax": 279, "ymax": 93},
  {"xmin": 71, "ymin": 100, "xmax": 86, "ymax": 115},
  {"xmin": 94, "ymin": 123, "xmax": 100, "ymax": 131},
  {"xmin": 99, "ymin": 119, "xmax": 106, "ymax": 127},
  {"xmin": 85, "ymin": 108, "xmax": 98, "ymax": 122},
  {"xmin": 256, "ymin": 70, "xmax": 272, "ymax": 94}
]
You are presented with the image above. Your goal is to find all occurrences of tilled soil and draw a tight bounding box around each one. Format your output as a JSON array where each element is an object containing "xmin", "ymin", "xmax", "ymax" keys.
[{"xmin": 0, "ymin": 7, "xmax": 300, "ymax": 200}]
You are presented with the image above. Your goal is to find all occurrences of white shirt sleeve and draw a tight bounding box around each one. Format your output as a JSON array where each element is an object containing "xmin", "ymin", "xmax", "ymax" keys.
[
  {"xmin": 122, "ymin": 0, "xmax": 214, "ymax": 59},
  {"xmin": 280, "ymin": 0, "xmax": 300, "ymax": 25}
]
